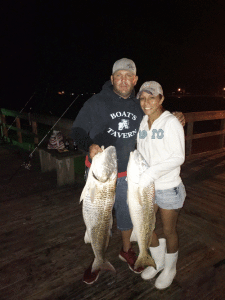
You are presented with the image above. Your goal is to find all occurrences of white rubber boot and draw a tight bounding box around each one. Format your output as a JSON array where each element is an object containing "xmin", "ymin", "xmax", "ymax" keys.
[
  {"xmin": 155, "ymin": 251, "xmax": 178, "ymax": 290},
  {"xmin": 141, "ymin": 238, "xmax": 166, "ymax": 280}
]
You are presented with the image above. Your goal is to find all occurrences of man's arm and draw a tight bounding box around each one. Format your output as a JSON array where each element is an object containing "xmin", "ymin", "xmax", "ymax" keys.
[
  {"xmin": 172, "ymin": 112, "xmax": 185, "ymax": 127},
  {"xmin": 71, "ymin": 100, "xmax": 95, "ymax": 152}
]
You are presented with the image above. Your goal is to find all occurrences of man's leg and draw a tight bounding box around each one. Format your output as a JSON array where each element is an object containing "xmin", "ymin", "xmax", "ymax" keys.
[
  {"xmin": 115, "ymin": 176, "xmax": 143, "ymax": 273},
  {"xmin": 121, "ymin": 229, "xmax": 132, "ymax": 252}
]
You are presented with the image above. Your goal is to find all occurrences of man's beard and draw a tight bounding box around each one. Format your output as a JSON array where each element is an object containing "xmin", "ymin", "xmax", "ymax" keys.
[{"xmin": 113, "ymin": 85, "xmax": 133, "ymax": 99}]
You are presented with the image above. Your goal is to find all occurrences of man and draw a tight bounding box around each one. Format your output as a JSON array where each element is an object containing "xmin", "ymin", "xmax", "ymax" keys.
[{"xmin": 71, "ymin": 58, "xmax": 184, "ymax": 284}]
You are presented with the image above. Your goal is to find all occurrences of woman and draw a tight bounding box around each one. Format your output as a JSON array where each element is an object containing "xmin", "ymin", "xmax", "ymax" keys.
[{"xmin": 136, "ymin": 81, "xmax": 186, "ymax": 289}]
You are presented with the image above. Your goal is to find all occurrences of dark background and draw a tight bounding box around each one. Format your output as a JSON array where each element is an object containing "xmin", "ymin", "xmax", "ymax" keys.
[{"xmin": 1, "ymin": 0, "xmax": 225, "ymax": 114}]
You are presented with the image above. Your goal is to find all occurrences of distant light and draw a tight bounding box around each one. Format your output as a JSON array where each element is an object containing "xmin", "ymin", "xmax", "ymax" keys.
[
  {"xmin": 71, "ymin": 93, "xmax": 74, "ymax": 95},
  {"xmin": 178, "ymin": 88, "xmax": 181, "ymax": 92},
  {"xmin": 58, "ymin": 92, "xmax": 62, "ymax": 95},
  {"xmin": 223, "ymin": 88, "xmax": 225, "ymax": 91},
  {"xmin": 61, "ymin": 91, "xmax": 65, "ymax": 94}
]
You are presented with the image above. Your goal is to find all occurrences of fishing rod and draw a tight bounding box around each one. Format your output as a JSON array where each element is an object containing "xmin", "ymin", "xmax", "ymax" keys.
[
  {"xmin": 27, "ymin": 92, "xmax": 95, "ymax": 160},
  {"xmin": 4, "ymin": 92, "xmax": 94, "ymax": 181},
  {"xmin": 5, "ymin": 85, "xmax": 50, "ymax": 135},
  {"xmin": 28, "ymin": 93, "xmax": 81, "ymax": 160},
  {"xmin": 7, "ymin": 92, "xmax": 36, "ymax": 132},
  {"xmin": 1, "ymin": 92, "xmax": 36, "ymax": 145}
]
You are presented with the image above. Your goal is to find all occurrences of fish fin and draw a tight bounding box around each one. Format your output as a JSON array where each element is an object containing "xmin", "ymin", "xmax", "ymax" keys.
[
  {"xmin": 88, "ymin": 178, "xmax": 96, "ymax": 202},
  {"xmin": 91, "ymin": 259, "xmax": 116, "ymax": 273},
  {"xmin": 108, "ymin": 214, "xmax": 113, "ymax": 237},
  {"xmin": 80, "ymin": 168, "xmax": 91, "ymax": 202},
  {"xmin": 130, "ymin": 229, "xmax": 138, "ymax": 242},
  {"xmin": 137, "ymin": 187, "xmax": 143, "ymax": 206},
  {"xmin": 80, "ymin": 184, "xmax": 87, "ymax": 203},
  {"xmin": 110, "ymin": 214, "xmax": 113, "ymax": 230},
  {"xmin": 84, "ymin": 230, "xmax": 91, "ymax": 243},
  {"xmin": 104, "ymin": 233, "xmax": 110, "ymax": 251},
  {"xmin": 134, "ymin": 254, "xmax": 156, "ymax": 270},
  {"xmin": 104, "ymin": 216, "xmax": 113, "ymax": 251},
  {"xmin": 89, "ymin": 187, "xmax": 96, "ymax": 202}
]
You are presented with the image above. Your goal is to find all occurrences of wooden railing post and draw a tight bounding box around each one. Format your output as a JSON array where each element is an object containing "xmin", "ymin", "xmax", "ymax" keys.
[
  {"xmin": 32, "ymin": 121, "xmax": 38, "ymax": 144},
  {"xmin": 16, "ymin": 117, "xmax": 22, "ymax": 143},
  {"xmin": 219, "ymin": 118, "xmax": 225, "ymax": 148},
  {"xmin": 1, "ymin": 115, "xmax": 8, "ymax": 138},
  {"xmin": 186, "ymin": 121, "xmax": 193, "ymax": 156}
]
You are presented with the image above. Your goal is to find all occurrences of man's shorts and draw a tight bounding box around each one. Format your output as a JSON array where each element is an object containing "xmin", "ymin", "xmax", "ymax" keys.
[
  {"xmin": 114, "ymin": 176, "xmax": 133, "ymax": 231},
  {"xmin": 155, "ymin": 182, "xmax": 186, "ymax": 210}
]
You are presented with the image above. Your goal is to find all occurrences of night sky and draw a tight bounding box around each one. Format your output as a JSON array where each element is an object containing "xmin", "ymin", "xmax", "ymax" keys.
[{"xmin": 1, "ymin": 0, "xmax": 225, "ymax": 111}]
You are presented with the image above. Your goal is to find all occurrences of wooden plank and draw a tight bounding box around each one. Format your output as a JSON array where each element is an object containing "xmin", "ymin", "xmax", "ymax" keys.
[
  {"xmin": 184, "ymin": 110, "xmax": 225, "ymax": 122},
  {"xmin": 219, "ymin": 118, "xmax": 225, "ymax": 148},
  {"xmin": 32, "ymin": 121, "xmax": 38, "ymax": 144},
  {"xmin": 186, "ymin": 148, "xmax": 225, "ymax": 160},
  {"xmin": 185, "ymin": 128, "xmax": 225, "ymax": 140},
  {"xmin": 1, "ymin": 114, "xmax": 8, "ymax": 137},
  {"xmin": 186, "ymin": 121, "xmax": 193, "ymax": 156},
  {"xmin": 1, "ymin": 108, "xmax": 21, "ymax": 118},
  {"xmin": 1, "ymin": 144, "xmax": 225, "ymax": 300},
  {"xmin": 5, "ymin": 124, "xmax": 37, "ymax": 136},
  {"xmin": 15, "ymin": 117, "xmax": 22, "ymax": 143}
]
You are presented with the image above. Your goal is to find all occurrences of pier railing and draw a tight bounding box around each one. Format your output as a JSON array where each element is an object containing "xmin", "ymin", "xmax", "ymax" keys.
[
  {"xmin": 0, "ymin": 108, "xmax": 73, "ymax": 151},
  {"xmin": 185, "ymin": 110, "xmax": 225, "ymax": 159},
  {"xmin": 1, "ymin": 108, "xmax": 225, "ymax": 158}
]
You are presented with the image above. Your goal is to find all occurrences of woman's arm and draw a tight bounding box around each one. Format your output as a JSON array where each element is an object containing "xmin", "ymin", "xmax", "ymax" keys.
[{"xmin": 139, "ymin": 118, "xmax": 185, "ymax": 187}]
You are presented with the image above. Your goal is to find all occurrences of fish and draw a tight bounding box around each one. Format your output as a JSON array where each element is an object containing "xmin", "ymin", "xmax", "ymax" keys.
[
  {"xmin": 127, "ymin": 150, "xmax": 156, "ymax": 270},
  {"xmin": 80, "ymin": 146, "xmax": 117, "ymax": 273}
]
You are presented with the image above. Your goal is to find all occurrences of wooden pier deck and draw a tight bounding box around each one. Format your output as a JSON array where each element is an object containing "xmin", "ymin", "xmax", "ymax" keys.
[{"xmin": 0, "ymin": 144, "xmax": 225, "ymax": 300}]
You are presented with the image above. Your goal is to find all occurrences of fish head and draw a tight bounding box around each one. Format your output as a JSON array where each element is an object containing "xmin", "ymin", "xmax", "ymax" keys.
[
  {"xmin": 92, "ymin": 146, "xmax": 117, "ymax": 182},
  {"xmin": 127, "ymin": 150, "xmax": 149, "ymax": 184}
]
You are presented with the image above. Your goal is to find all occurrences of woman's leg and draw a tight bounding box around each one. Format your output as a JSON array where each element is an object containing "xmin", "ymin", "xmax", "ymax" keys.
[
  {"xmin": 154, "ymin": 208, "xmax": 180, "ymax": 289},
  {"xmin": 150, "ymin": 204, "xmax": 159, "ymax": 247},
  {"xmin": 159, "ymin": 208, "xmax": 180, "ymax": 253},
  {"xmin": 141, "ymin": 204, "xmax": 167, "ymax": 280}
]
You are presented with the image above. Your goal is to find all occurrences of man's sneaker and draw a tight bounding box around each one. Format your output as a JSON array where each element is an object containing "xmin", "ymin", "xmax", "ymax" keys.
[
  {"xmin": 82, "ymin": 262, "xmax": 100, "ymax": 284},
  {"xmin": 119, "ymin": 247, "xmax": 144, "ymax": 274}
]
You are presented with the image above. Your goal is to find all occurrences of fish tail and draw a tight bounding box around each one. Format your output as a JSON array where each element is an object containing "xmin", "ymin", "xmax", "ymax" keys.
[
  {"xmin": 91, "ymin": 258, "xmax": 116, "ymax": 273},
  {"xmin": 100, "ymin": 260, "xmax": 116, "ymax": 273},
  {"xmin": 134, "ymin": 254, "xmax": 156, "ymax": 270}
]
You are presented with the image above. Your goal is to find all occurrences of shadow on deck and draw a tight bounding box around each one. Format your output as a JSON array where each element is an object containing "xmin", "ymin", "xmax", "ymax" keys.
[{"xmin": 0, "ymin": 144, "xmax": 225, "ymax": 300}]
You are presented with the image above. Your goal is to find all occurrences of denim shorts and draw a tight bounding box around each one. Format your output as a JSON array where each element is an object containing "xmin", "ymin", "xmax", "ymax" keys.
[{"xmin": 155, "ymin": 182, "xmax": 186, "ymax": 210}]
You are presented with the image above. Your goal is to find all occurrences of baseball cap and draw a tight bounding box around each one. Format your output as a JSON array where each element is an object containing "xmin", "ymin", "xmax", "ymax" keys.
[
  {"xmin": 112, "ymin": 58, "xmax": 136, "ymax": 75},
  {"xmin": 137, "ymin": 81, "xmax": 164, "ymax": 99}
]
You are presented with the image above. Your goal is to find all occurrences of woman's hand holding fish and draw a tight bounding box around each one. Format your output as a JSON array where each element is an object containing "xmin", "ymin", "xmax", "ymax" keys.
[{"xmin": 89, "ymin": 144, "xmax": 103, "ymax": 159}]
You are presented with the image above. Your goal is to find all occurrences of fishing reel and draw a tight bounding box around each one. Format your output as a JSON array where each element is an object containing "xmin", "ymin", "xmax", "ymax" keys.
[{"xmin": 21, "ymin": 154, "xmax": 32, "ymax": 170}]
